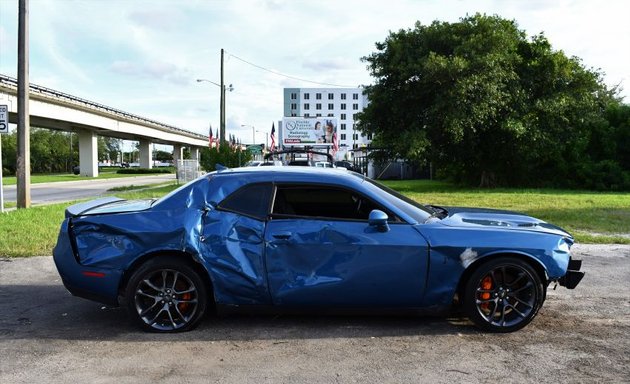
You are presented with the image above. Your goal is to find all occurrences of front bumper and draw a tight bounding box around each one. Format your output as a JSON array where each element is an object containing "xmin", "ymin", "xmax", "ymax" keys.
[{"xmin": 558, "ymin": 258, "xmax": 584, "ymax": 289}]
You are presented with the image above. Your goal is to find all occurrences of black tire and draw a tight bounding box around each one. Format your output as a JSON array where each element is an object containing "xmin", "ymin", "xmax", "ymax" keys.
[
  {"xmin": 464, "ymin": 257, "xmax": 544, "ymax": 332},
  {"xmin": 125, "ymin": 256, "xmax": 208, "ymax": 332}
]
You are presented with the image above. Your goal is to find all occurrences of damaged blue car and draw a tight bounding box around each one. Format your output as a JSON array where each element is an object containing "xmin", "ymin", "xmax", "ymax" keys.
[{"xmin": 53, "ymin": 167, "xmax": 583, "ymax": 333}]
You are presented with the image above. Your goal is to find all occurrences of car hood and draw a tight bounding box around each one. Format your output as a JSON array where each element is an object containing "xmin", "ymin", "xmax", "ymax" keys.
[
  {"xmin": 438, "ymin": 207, "xmax": 572, "ymax": 239},
  {"xmin": 65, "ymin": 197, "xmax": 153, "ymax": 218}
]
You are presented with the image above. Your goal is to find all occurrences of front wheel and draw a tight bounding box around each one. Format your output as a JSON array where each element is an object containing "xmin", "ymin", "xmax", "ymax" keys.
[
  {"xmin": 464, "ymin": 257, "xmax": 544, "ymax": 332},
  {"xmin": 125, "ymin": 256, "xmax": 208, "ymax": 332}
]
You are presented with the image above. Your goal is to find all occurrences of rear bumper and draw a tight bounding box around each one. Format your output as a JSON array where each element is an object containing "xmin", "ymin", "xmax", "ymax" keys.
[
  {"xmin": 53, "ymin": 220, "xmax": 122, "ymax": 306},
  {"xmin": 558, "ymin": 258, "xmax": 584, "ymax": 289}
]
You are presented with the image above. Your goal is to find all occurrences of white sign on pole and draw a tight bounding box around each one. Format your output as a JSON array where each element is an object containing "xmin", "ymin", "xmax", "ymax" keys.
[
  {"xmin": 0, "ymin": 105, "xmax": 6, "ymax": 212},
  {"xmin": 0, "ymin": 105, "xmax": 8, "ymax": 134}
]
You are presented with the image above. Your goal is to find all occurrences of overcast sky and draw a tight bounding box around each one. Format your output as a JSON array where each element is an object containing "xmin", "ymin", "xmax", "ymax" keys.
[{"xmin": 1, "ymin": 0, "xmax": 628, "ymax": 144}]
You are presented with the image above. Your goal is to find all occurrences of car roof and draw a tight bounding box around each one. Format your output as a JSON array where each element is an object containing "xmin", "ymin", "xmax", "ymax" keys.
[{"xmin": 216, "ymin": 165, "xmax": 350, "ymax": 177}]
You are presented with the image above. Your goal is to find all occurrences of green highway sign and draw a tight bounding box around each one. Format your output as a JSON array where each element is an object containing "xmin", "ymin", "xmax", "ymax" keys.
[{"xmin": 247, "ymin": 145, "xmax": 262, "ymax": 154}]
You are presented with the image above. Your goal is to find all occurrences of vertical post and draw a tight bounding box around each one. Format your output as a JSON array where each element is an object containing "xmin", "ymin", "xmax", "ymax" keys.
[
  {"xmin": 17, "ymin": 0, "xmax": 31, "ymax": 208},
  {"xmin": 220, "ymin": 48, "xmax": 225, "ymax": 146}
]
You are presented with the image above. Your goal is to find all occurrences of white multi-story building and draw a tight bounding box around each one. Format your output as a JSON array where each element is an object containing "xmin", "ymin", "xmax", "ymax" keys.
[{"xmin": 282, "ymin": 87, "xmax": 372, "ymax": 160}]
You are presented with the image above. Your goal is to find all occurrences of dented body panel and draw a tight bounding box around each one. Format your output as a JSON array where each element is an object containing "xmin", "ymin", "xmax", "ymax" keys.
[{"xmin": 53, "ymin": 166, "xmax": 580, "ymax": 316}]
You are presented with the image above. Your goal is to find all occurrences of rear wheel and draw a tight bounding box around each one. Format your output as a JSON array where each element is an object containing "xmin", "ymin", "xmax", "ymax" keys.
[
  {"xmin": 125, "ymin": 256, "xmax": 208, "ymax": 332},
  {"xmin": 464, "ymin": 257, "xmax": 544, "ymax": 332}
]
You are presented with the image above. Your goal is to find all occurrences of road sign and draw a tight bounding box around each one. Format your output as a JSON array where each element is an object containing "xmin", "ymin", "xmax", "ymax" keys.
[
  {"xmin": 247, "ymin": 145, "xmax": 262, "ymax": 154},
  {"xmin": 0, "ymin": 105, "xmax": 5, "ymax": 211},
  {"xmin": 0, "ymin": 105, "xmax": 8, "ymax": 134}
]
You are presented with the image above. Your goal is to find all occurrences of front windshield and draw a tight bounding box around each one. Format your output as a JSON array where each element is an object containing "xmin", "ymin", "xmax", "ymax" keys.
[{"xmin": 361, "ymin": 177, "xmax": 434, "ymax": 223}]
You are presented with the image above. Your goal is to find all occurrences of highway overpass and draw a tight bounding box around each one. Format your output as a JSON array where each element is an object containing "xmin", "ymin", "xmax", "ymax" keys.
[{"xmin": 0, "ymin": 74, "xmax": 208, "ymax": 177}]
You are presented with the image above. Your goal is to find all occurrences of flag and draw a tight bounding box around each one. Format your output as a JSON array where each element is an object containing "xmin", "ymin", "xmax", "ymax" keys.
[
  {"xmin": 208, "ymin": 125, "xmax": 214, "ymax": 148},
  {"xmin": 215, "ymin": 128, "xmax": 220, "ymax": 152},
  {"xmin": 270, "ymin": 122, "xmax": 276, "ymax": 152}
]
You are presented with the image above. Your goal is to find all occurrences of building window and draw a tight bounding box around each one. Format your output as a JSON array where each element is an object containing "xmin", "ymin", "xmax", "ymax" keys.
[
  {"xmin": 304, "ymin": 113, "xmax": 310, "ymax": 117},
  {"xmin": 353, "ymin": 113, "xmax": 359, "ymax": 120},
  {"xmin": 316, "ymin": 93, "xmax": 322, "ymax": 100},
  {"xmin": 328, "ymin": 93, "xmax": 334, "ymax": 100},
  {"xmin": 353, "ymin": 103, "xmax": 358, "ymax": 110},
  {"xmin": 327, "ymin": 113, "xmax": 334, "ymax": 117},
  {"xmin": 291, "ymin": 113, "xmax": 297, "ymax": 117},
  {"xmin": 341, "ymin": 123, "xmax": 346, "ymax": 130},
  {"xmin": 316, "ymin": 103, "xmax": 322, "ymax": 110},
  {"xmin": 353, "ymin": 143, "xmax": 358, "ymax": 149},
  {"xmin": 291, "ymin": 93, "xmax": 297, "ymax": 100},
  {"xmin": 341, "ymin": 134, "xmax": 346, "ymax": 140},
  {"xmin": 353, "ymin": 133, "xmax": 359, "ymax": 140},
  {"xmin": 341, "ymin": 93, "xmax": 347, "ymax": 100},
  {"xmin": 316, "ymin": 113, "xmax": 321, "ymax": 117},
  {"xmin": 341, "ymin": 113, "xmax": 346, "ymax": 120},
  {"xmin": 304, "ymin": 103, "xmax": 310, "ymax": 110},
  {"xmin": 353, "ymin": 93, "xmax": 359, "ymax": 100},
  {"xmin": 367, "ymin": 133, "xmax": 373, "ymax": 140},
  {"xmin": 341, "ymin": 104, "xmax": 346, "ymax": 110},
  {"xmin": 290, "ymin": 103, "xmax": 297, "ymax": 110},
  {"xmin": 328, "ymin": 103, "xmax": 334, "ymax": 110},
  {"xmin": 304, "ymin": 93, "xmax": 310, "ymax": 100}
]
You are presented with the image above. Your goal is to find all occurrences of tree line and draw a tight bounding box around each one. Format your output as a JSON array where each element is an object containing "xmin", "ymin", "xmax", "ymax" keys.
[
  {"xmin": 358, "ymin": 14, "xmax": 630, "ymax": 190},
  {"xmin": 0, "ymin": 128, "xmax": 174, "ymax": 175}
]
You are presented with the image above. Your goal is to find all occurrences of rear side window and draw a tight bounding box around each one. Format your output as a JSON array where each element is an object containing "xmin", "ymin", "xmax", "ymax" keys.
[{"xmin": 218, "ymin": 183, "xmax": 272, "ymax": 220}]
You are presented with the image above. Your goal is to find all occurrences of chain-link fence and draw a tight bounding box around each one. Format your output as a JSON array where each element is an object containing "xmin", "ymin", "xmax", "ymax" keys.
[{"xmin": 176, "ymin": 159, "xmax": 201, "ymax": 184}]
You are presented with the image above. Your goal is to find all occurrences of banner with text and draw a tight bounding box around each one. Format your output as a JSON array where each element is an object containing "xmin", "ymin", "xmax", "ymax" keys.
[{"xmin": 281, "ymin": 117, "xmax": 338, "ymax": 147}]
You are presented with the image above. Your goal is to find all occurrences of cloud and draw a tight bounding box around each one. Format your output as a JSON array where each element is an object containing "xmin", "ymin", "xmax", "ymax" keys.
[
  {"xmin": 128, "ymin": 9, "xmax": 183, "ymax": 31},
  {"xmin": 110, "ymin": 60, "xmax": 191, "ymax": 84}
]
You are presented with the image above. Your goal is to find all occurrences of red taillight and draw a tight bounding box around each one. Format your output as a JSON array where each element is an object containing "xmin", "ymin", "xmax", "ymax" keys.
[{"xmin": 82, "ymin": 271, "xmax": 106, "ymax": 278}]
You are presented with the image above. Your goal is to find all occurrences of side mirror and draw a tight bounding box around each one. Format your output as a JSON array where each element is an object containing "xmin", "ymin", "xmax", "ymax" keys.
[{"xmin": 368, "ymin": 210, "xmax": 389, "ymax": 232}]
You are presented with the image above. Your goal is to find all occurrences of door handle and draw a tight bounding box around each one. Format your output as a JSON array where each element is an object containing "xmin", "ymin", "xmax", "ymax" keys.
[{"xmin": 272, "ymin": 231, "xmax": 292, "ymax": 240}]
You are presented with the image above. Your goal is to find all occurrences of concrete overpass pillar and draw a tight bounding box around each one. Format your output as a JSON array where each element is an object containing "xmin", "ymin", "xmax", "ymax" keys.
[
  {"xmin": 78, "ymin": 130, "xmax": 98, "ymax": 177},
  {"xmin": 173, "ymin": 144, "xmax": 183, "ymax": 166},
  {"xmin": 190, "ymin": 147, "xmax": 199, "ymax": 162},
  {"xmin": 138, "ymin": 139, "xmax": 152, "ymax": 169}
]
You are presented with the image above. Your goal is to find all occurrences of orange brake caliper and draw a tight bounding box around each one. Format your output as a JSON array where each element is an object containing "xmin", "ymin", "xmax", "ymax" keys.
[{"xmin": 480, "ymin": 276, "xmax": 493, "ymax": 311}]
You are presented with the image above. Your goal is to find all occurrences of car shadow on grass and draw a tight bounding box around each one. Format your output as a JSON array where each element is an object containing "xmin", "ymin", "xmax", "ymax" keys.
[{"xmin": 0, "ymin": 284, "xmax": 479, "ymax": 341}]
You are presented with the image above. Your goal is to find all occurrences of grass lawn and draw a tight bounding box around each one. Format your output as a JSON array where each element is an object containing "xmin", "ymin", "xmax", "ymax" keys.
[
  {"xmin": 382, "ymin": 180, "xmax": 630, "ymax": 244},
  {"xmin": 0, "ymin": 184, "xmax": 180, "ymax": 257},
  {"xmin": 1, "ymin": 169, "xmax": 173, "ymax": 186},
  {"xmin": 0, "ymin": 179, "xmax": 628, "ymax": 258}
]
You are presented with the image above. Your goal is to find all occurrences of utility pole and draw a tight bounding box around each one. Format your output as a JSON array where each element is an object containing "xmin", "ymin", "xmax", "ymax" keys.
[
  {"xmin": 17, "ymin": 0, "xmax": 31, "ymax": 208},
  {"xmin": 220, "ymin": 48, "xmax": 225, "ymax": 146}
]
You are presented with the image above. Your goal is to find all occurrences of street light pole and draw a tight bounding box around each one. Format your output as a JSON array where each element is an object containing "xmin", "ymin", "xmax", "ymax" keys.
[{"xmin": 197, "ymin": 74, "xmax": 233, "ymax": 145}]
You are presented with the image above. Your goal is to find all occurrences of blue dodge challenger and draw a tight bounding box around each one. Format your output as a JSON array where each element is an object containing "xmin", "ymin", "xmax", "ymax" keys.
[{"xmin": 53, "ymin": 166, "xmax": 583, "ymax": 332}]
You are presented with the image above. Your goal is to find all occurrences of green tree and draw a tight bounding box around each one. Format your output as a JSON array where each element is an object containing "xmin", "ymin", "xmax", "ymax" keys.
[
  {"xmin": 1, "ymin": 131, "xmax": 17, "ymax": 175},
  {"xmin": 358, "ymin": 14, "xmax": 618, "ymax": 188},
  {"xmin": 199, "ymin": 145, "xmax": 252, "ymax": 172}
]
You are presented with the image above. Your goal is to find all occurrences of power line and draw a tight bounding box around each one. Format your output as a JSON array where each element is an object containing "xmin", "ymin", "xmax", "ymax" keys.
[{"xmin": 226, "ymin": 51, "xmax": 358, "ymax": 88}]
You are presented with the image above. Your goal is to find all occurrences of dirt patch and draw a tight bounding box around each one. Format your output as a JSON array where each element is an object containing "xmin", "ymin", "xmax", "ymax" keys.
[{"xmin": 1, "ymin": 244, "xmax": 628, "ymax": 383}]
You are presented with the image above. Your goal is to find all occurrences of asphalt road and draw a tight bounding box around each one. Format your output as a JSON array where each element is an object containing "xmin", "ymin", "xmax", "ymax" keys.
[
  {"xmin": 0, "ymin": 244, "xmax": 628, "ymax": 383},
  {"xmin": 1, "ymin": 174, "xmax": 176, "ymax": 205}
]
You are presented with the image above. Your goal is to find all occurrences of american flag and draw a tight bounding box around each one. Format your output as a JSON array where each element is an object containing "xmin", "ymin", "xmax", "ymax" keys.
[
  {"xmin": 270, "ymin": 122, "xmax": 276, "ymax": 152},
  {"xmin": 208, "ymin": 125, "xmax": 214, "ymax": 148}
]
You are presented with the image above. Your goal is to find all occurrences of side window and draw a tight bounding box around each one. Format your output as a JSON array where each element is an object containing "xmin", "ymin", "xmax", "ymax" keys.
[
  {"xmin": 272, "ymin": 185, "xmax": 386, "ymax": 221},
  {"xmin": 218, "ymin": 183, "xmax": 272, "ymax": 220}
]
